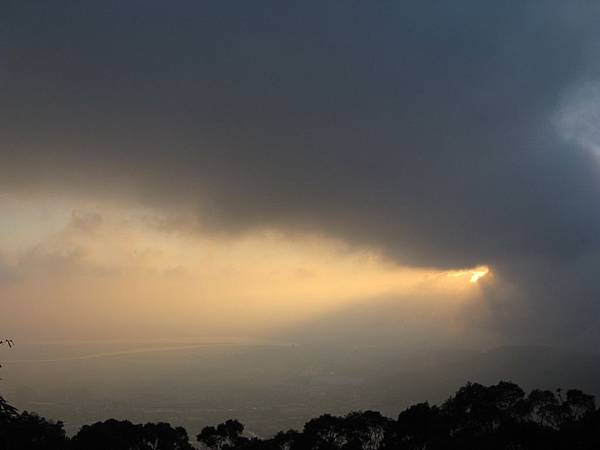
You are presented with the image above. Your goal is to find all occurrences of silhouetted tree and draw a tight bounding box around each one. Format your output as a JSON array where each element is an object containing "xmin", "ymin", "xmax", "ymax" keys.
[
  {"xmin": 197, "ymin": 419, "xmax": 245, "ymax": 450},
  {"xmin": 342, "ymin": 411, "xmax": 391, "ymax": 450},
  {"xmin": 303, "ymin": 414, "xmax": 348, "ymax": 450},
  {"xmin": 2, "ymin": 380, "xmax": 600, "ymax": 450},
  {"xmin": 141, "ymin": 422, "xmax": 194, "ymax": 450},
  {"xmin": 191, "ymin": 381, "xmax": 599, "ymax": 450},
  {"xmin": 269, "ymin": 429, "xmax": 301, "ymax": 450},
  {"xmin": 0, "ymin": 395, "xmax": 18, "ymax": 424},
  {"xmin": 385, "ymin": 402, "xmax": 447, "ymax": 450},
  {"xmin": 71, "ymin": 419, "xmax": 193, "ymax": 450},
  {"xmin": 71, "ymin": 419, "xmax": 143, "ymax": 450},
  {"xmin": 528, "ymin": 389, "xmax": 563, "ymax": 428},
  {"xmin": 564, "ymin": 389, "xmax": 596, "ymax": 421},
  {"xmin": 0, "ymin": 411, "xmax": 66, "ymax": 450},
  {"xmin": 0, "ymin": 339, "xmax": 19, "ymax": 439}
]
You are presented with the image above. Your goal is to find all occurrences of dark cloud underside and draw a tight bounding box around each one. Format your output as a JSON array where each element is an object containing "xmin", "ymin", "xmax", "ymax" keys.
[{"xmin": 2, "ymin": 1, "xmax": 600, "ymax": 344}]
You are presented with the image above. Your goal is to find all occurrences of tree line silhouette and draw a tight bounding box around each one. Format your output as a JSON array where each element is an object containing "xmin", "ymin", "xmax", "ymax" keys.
[{"xmin": 1, "ymin": 381, "xmax": 600, "ymax": 449}]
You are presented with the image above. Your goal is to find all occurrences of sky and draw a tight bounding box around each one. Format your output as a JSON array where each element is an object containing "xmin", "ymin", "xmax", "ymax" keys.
[{"xmin": 2, "ymin": 1, "xmax": 600, "ymax": 350}]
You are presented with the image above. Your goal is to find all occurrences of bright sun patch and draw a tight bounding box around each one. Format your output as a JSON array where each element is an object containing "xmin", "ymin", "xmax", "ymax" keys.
[
  {"xmin": 450, "ymin": 265, "xmax": 490, "ymax": 283},
  {"xmin": 469, "ymin": 266, "xmax": 489, "ymax": 283}
]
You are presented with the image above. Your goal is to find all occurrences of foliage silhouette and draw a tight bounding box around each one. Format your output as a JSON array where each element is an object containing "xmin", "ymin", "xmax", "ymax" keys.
[
  {"xmin": 70, "ymin": 419, "xmax": 194, "ymax": 450},
  {"xmin": 0, "ymin": 381, "xmax": 599, "ymax": 449},
  {"xmin": 197, "ymin": 419, "xmax": 245, "ymax": 450},
  {"xmin": 0, "ymin": 412, "xmax": 66, "ymax": 450}
]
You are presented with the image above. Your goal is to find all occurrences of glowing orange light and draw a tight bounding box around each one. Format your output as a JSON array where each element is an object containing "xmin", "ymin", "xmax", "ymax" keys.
[
  {"xmin": 449, "ymin": 265, "xmax": 490, "ymax": 283},
  {"xmin": 469, "ymin": 267, "xmax": 489, "ymax": 283}
]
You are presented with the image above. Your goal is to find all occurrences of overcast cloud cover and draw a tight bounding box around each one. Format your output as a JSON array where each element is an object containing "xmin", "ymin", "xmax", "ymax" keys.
[{"xmin": 2, "ymin": 1, "xmax": 600, "ymax": 347}]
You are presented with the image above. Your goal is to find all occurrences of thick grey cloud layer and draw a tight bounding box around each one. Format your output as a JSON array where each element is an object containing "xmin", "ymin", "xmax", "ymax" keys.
[{"xmin": 2, "ymin": 1, "xmax": 600, "ymax": 345}]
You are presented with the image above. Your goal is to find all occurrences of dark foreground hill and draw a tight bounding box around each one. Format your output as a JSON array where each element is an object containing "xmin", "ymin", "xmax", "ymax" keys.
[{"xmin": 2, "ymin": 380, "xmax": 600, "ymax": 449}]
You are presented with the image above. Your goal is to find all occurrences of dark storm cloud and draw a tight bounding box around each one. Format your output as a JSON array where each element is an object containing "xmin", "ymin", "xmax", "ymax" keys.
[{"xmin": 2, "ymin": 1, "xmax": 600, "ymax": 344}]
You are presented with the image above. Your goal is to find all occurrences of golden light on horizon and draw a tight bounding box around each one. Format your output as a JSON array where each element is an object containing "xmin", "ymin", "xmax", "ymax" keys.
[{"xmin": 0, "ymin": 194, "xmax": 491, "ymax": 340}]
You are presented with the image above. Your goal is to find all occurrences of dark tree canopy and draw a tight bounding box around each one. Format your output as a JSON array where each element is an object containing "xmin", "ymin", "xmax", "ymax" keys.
[
  {"xmin": 0, "ymin": 411, "xmax": 65, "ymax": 450},
  {"xmin": 197, "ymin": 419, "xmax": 245, "ymax": 450},
  {"xmin": 0, "ymin": 381, "xmax": 599, "ymax": 449},
  {"xmin": 70, "ymin": 419, "xmax": 193, "ymax": 450}
]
